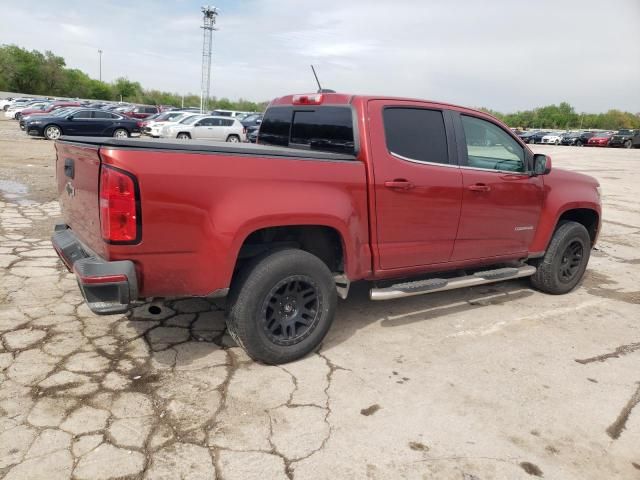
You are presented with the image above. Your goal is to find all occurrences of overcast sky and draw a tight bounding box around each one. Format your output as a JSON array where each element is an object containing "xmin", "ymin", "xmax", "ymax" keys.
[{"xmin": 1, "ymin": 0, "xmax": 639, "ymax": 112}]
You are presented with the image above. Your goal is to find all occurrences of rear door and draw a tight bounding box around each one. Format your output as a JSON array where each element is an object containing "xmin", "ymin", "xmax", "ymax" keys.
[
  {"xmin": 368, "ymin": 100, "xmax": 463, "ymax": 269},
  {"xmin": 91, "ymin": 110, "xmax": 115, "ymax": 135},
  {"xmin": 450, "ymin": 112, "xmax": 543, "ymax": 261}
]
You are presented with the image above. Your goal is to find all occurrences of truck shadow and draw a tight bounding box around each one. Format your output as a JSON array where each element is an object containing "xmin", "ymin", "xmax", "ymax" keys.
[{"xmin": 125, "ymin": 278, "xmax": 536, "ymax": 367}]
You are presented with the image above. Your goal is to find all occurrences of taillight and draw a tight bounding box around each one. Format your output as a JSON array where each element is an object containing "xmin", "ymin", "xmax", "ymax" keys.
[
  {"xmin": 243, "ymin": 127, "xmax": 247, "ymax": 134},
  {"xmin": 99, "ymin": 165, "xmax": 140, "ymax": 243},
  {"xmin": 137, "ymin": 121, "xmax": 144, "ymax": 127},
  {"xmin": 292, "ymin": 93, "xmax": 323, "ymax": 105}
]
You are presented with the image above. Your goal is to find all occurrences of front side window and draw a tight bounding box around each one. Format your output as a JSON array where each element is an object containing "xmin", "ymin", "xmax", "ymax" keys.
[
  {"xmin": 383, "ymin": 108, "xmax": 449, "ymax": 164},
  {"xmin": 461, "ymin": 115, "xmax": 525, "ymax": 172},
  {"xmin": 73, "ymin": 110, "xmax": 92, "ymax": 119}
]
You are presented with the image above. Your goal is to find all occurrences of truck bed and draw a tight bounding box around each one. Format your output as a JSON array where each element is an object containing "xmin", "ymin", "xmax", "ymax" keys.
[{"xmin": 58, "ymin": 136, "xmax": 358, "ymax": 162}]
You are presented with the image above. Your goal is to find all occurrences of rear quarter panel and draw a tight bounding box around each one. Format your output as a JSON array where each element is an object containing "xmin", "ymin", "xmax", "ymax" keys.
[{"xmin": 101, "ymin": 148, "xmax": 370, "ymax": 297}]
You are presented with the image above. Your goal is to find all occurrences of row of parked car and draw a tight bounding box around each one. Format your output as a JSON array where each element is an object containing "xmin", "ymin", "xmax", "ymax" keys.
[
  {"xmin": 2, "ymin": 96, "xmax": 263, "ymax": 142},
  {"xmin": 514, "ymin": 128, "xmax": 640, "ymax": 148}
]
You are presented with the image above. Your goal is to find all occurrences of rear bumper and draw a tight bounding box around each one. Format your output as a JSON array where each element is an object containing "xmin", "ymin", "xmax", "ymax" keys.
[{"xmin": 52, "ymin": 224, "xmax": 138, "ymax": 315}]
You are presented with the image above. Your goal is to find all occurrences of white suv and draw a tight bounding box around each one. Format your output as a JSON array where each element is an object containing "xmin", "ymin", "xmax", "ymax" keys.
[{"xmin": 163, "ymin": 116, "xmax": 246, "ymax": 142}]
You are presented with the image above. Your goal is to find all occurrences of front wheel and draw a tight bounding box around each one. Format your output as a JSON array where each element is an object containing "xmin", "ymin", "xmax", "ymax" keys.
[
  {"xmin": 226, "ymin": 249, "xmax": 337, "ymax": 364},
  {"xmin": 226, "ymin": 134, "xmax": 240, "ymax": 143},
  {"xmin": 624, "ymin": 140, "xmax": 632, "ymax": 149},
  {"xmin": 176, "ymin": 132, "xmax": 190, "ymax": 140},
  {"xmin": 530, "ymin": 221, "xmax": 591, "ymax": 295},
  {"xmin": 113, "ymin": 128, "xmax": 129, "ymax": 139},
  {"xmin": 576, "ymin": 140, "xmax": 583, "ymax": 147},
  {"xmin": 44, "ymin": 125, "xmax": 62, "ymax": 140}
]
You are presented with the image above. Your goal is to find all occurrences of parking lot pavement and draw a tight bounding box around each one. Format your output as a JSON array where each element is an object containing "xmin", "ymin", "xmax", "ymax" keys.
[{"xmin": 0, "ymin": 118, "xmax": 639, "ymax": 480}]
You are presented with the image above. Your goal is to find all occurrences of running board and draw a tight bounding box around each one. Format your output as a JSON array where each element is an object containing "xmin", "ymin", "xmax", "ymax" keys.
[{"xmin": 370, "ymin": 265, "xmax": 536, "ymax": 301}]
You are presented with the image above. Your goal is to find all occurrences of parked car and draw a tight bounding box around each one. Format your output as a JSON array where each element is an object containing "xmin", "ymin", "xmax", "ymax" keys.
[
  {"xmin": 241, "ymin": 113, "xmax": 263, "ymax": 129},
  {"xmin": 523, "ymin": 131, "xmax": 550, "ymax": 144},
  {"xmin": 17, "ymin": 101, "xmax": 82, "ymax": 120},
  {"xmin": 247, "ymin": 127, "xmax": 259, "ymax": 143},
  {"xmin": 161, "ymin": 115, "xmax": 246, "ymax": 141},
  {"xmin": 586, "ymin": 132, "xmax": 613, "ymax": 147},
  {"xmin": 121, "ymin": 105, "xmax": 160, "ymax": 119},
  {"xmin": 142, "ymin": 111, "xmax": 196, "ymax": 137},
  {"xmin": 609, "ymin": 129, "xmax": 639, "ymax": 148},
  {"xmin": 20, "ymin": 107, "xmax": 81, "ymax": 130},
  {"xmin": 210, "ymin": 109, "xmax": 255, "ymax": 118},
  {"xmin": 25, "ymin": 109, "xmax": 141, "ymax": 140},
  {"xmin": 541, "ymin": 132, "xmax": 565, "ymax": 145},
  {"xmin": 158, "ymin": 114, "xmax": 206, "ymax": 137},
  {"xmin": 5, "ymin": 101, "xmax": 50, "ymax": 119},
  {"xmin": 0, "ymin": 97, "xmax": 16, "ymax": 111},
  {"xmin": 561, "ymin": 131, "xmax": 595, "ymax": 146},
  {"xmin": 53, "ymin": 92, "xmax": 601, "ymax": 364}
]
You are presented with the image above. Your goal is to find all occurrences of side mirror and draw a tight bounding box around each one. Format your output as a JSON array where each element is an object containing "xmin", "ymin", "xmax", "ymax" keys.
[
  {"xmin": 533, "ymin": 153, "xmax": 552, "ymax": 175},
  {"xmin": 256, "ymin": 119, "xmax": 262, "ymax": 125},
  {"xmin": 66, "ymin": 115, "xmax": 74, "ymax": 120}
]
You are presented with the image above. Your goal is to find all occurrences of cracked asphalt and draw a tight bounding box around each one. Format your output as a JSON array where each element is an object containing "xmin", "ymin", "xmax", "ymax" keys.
[{"xmin": 1, "ymin": 117, "xmax": 639, "ymax": 479}]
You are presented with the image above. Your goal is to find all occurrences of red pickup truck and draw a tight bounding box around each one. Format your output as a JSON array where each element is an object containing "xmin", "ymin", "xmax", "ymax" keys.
[{"xmin": 53, "ymin": 93, "xmax": 601, "ymax": 364}]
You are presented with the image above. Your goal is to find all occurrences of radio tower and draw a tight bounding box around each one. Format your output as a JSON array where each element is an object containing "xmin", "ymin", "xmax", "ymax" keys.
[{"xmin": 200, "ymin": 6, "xmax": 218, "ymax": 113}]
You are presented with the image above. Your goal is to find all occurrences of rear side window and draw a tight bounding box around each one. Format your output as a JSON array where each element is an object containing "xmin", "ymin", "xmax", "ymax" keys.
[
  {"xmin": 259, "ymin": 106, "xmax": 355, "ymax": 155},
  {"xmin": 383, "ymin": 108, "xmax": 448, "ymax": 164},
  {"xmin": 222, "ymin": 119, "xmax": 234, "ymax": 127}
]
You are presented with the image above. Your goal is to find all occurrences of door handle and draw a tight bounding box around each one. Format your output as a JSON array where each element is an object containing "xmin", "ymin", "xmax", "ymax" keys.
[
  {"xmin": 468, "ymin": 183, "xmax": 490, "ymax": 192},
  {"xmin": 384, "ymin": 180, "xmax": 414, "ymax": 190}
]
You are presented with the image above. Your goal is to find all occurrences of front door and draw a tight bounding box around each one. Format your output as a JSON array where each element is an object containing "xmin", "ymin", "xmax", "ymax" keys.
[
  {"xmin": 65, "ymin": 110, "xmax": 94, "ymax": 135},
  {"xmin": 451, "ymin": 113, "xmax": 544, "ymax": 261},
  {"xmin": 368, "ymin": 100, "xmax": 463, "ymax": 270}
]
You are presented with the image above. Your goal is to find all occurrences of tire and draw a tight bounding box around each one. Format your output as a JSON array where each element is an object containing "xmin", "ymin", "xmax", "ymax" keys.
[
  {"xmin": 176, "ymin": 132, "xmax": 190, "ymax": 139},
  {"xmin": 44, "ymin": 125, "xmax": 62, "ymax": 140},
  {"xmin": 530, "ymin": 221, "xmax": 591, "ymax": 295},
  {"xmin": 624, "ymin": 140, "xmax": 632, "ymax": 149},
  {"xmin": 14, "ymin": 112, "xmax": 19, "ymax": 120},
  {"xmin": 528, "ymin": 138, "xmax": 536, "ymax": 144},
  {"xmin": 555, "ymin": 139, "xmax": 560, "ymax": 145},
  {"xmin": 113, "ymin": 128, "xmax": 129, "ymax": 139},
  {"xmin": 226, "ymin": 134, "xmax": 240, "ymax": 143},
  {"xmin": 226, "ymin": 249, "xmax": 337, "ymax": 364},
  {"xmin": 576, "ymin": 140, "xmax": 583, "ymax": 147}
]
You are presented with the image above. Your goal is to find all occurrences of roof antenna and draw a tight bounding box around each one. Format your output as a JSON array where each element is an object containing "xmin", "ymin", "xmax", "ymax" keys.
[{"xmin": 311, "ymin": 65, "xmax": 335, "ymax": 93}]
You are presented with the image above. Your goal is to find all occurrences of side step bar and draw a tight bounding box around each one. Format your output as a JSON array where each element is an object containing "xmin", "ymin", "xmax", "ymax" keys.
[{"xmin": 370, "ymin": 265, "xmax": 536, "ymax": 301}]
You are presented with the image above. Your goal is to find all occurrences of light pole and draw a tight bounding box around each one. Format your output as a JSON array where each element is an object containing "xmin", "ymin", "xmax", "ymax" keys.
[{"xmin": 98, "ymin": 49, "xmax": 103, "ymax": 82}]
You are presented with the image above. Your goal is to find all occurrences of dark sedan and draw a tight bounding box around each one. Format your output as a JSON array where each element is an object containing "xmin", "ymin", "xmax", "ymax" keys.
[
  {"xmin": 561, "ymin": 131, "xmax": 596, "ymax": 146},
  {"xmin": 518, "ymin": 131, "xmax": 549, "ymax": 144},
  {"xmin": 25, "ymin": 109, "xmax": 141, "ymax": 140}
]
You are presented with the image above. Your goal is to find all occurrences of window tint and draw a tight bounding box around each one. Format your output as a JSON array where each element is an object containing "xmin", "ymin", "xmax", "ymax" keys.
[
  {"xmin": 222, "ymin": 119, "xmax": 234, "ymax": 127},
  {"xmin": 93, "ymin": 111, "xmax": 113, "ymax": 119},
  {"xmin": 145, "ymin": 107, "xmax": 157, "ymax": 113},
  {"xmin": 383, "ymin": 108, "xmax": 448, "ymax": 164},
  {"xmin": 72, "ymin": 110, "xmax": 92, "ymax": 119},
  {"xmin": 196, "ymin": 118, "xmax": 215, "ymax": 126},
  {"xmin": 258, "ymin": 106, "xmax": 292, "ymax": 147},
  {"xmin": 290, "ymin": 107, "xmax": 354, "ymax": 154},
  {"xmin": 461, "ymin": 115, "xmax": 525, "ymax": 172}
]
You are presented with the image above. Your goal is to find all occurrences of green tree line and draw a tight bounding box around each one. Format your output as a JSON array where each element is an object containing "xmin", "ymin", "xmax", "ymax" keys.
[
  {"xmin": 480, "ymin": 101, "xmax": 640, "ymax": 130},
  {"xmin": 0, "ymin": 44, "xmax": 268, "ymax": 111}
]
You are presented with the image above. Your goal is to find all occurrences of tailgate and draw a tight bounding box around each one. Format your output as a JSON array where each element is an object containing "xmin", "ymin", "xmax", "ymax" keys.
[{"xmin": 55, "ymin": 141, "xmax": 105, "ymax": 257}]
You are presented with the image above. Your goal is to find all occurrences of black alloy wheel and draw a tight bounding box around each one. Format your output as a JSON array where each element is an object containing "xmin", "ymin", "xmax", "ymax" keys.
[
  {"xmin": 261, "ymin": 275, "xmax": 322, "ymax": 346},
  {"xmin": 558, "ymin": 241, "xmax": 584, "ymax": 284}
]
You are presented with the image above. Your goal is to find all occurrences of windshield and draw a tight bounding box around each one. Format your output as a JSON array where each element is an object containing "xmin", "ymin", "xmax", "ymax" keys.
[
  {"xmin": 180, "ymin": 115, "xmax": 203, "ymax": 125},
  {"xmin": 617, "ymin": 129, "xmax": 632, "ymax": 135}
]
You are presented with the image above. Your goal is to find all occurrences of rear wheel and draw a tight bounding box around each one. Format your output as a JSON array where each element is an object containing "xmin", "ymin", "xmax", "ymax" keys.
[
  {"xmin": 226, "ymin": 134, "xmax": 240, "ymax": 143},
  {"xmin": 113, "ymin": 128, "xmax": 129, "ymax": 139},
  {"xmin": 624, "ymin": 139, "xmax": 632, "ymax": 149},
  {"xmin": 530, "ymin": 221, "xmax": 591, "ymax": 295},
  {"xmin": 576, "ymin": 140, "xmax": 583, "ymax": 147},
  {"xmin": 44, "ymin": 125, "xmax": 61, "ymax": 140},
  {"xmin": 226, "ymin": 249, "xmax": 337, "ymax": 364},
  {"xmin": 176, "ymin": 132, "xmax": 190, "ymax": 140}
]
